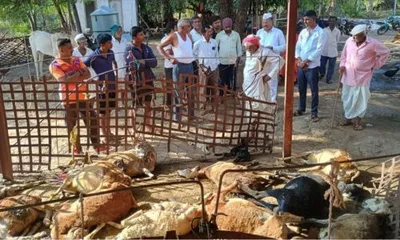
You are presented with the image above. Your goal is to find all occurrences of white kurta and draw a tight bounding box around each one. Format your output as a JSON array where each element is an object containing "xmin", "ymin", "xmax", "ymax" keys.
[
  {"xmin": 111, "ymin": 36, "xmax": 129, "ymax": 79},
  {"xmin": 243, "ymin": 48, "xmax": 284, "ymax": 113},
  {"xmin": 341, "ymin": 84, "xmax": 370, "ymax": 119},
  {"xmin": 72, "ymin": 47, "xmax": 94, "ymax": 62}
]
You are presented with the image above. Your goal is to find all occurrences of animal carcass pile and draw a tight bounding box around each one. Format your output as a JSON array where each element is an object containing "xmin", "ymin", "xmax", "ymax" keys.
[{"xmin": 0, "ymin": 147, "xmax": 397, "ymax": 239}]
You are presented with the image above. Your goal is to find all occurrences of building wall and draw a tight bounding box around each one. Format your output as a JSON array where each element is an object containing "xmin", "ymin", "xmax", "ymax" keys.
[
  {"xmin": 96, "ymin": 0, "xmax": 109, "ymax": 7},
  {"xmin": 121, "ymin": 0, "xmax": 138, "ymax": 32},
  {"xmin": 75, "ymin": 0, "xmax": 87, "ymax": 31}
]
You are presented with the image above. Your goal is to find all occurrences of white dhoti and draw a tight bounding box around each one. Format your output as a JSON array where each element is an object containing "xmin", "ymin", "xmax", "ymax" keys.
[
  {"xmin": 267, "ymin": 77, "xmax": 278, "ymax": 102},
  {"xmin": 341, "ymin": 84, "xmax": 370, "ymax": 119}
]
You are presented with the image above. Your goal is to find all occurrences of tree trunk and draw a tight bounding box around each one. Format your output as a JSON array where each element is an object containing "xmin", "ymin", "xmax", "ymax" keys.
[
  {"xmin": 234, "ymin": 0, "xmax": 251, "ymax": 38},
  {"xmin": 161, "ymin": 0, "xmax": 174, "ymax": 25},
  {"xmin": 71, "ymin": 1, "xmax": 82, "ymax": 33},
  {"xmin": 27, "ymin": 11, "xmax": 37, "ymax": 31},
  {"xmin": 52, "ymin": 0, "xmax": 70, "ymax": 33},
  {"xmin": 219, "ymin": 0, "xmax": 234, "ymax": 20},
  {"xmin": 67, "ymin": 2, "xmax": 76, "ymax": 31}
]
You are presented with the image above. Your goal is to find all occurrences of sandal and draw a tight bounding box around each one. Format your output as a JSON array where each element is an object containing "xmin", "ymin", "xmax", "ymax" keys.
[
  {"xmin": 354, "ymin": 124, "xmax": 363, "ymax": 131},
  {"xmin": 294, "ymin": 110, "xmax": 305, "ymax": 116},
  {"xmin": 340, "ymin": 119, "xmax": 353, "ymax": 126},
  {"xmin": 311, "ymin": 115, "xmax": 319, "ymax": 122}
]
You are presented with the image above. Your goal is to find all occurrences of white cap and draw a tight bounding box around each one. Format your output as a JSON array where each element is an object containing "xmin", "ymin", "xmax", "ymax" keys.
[
  {"xmin": 263, "ymin": 13, "xmax": 273, "ymax": 20},
  {"xmin": 350, "ymin": 24, "xmax": 367, "ymax": 35},
  {"xmin": 74, "ymin": 33, "xmax": 86, "ymax": 43}
]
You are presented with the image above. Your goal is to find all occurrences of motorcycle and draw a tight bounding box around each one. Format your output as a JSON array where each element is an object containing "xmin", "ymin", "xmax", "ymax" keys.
[
  {"xmin": 377, "ymin": 16, "xmax": 400, "ymax": 35},
  {"xmin": 338, "ymin": 18, "xmax": 355, "ymax": 36}
]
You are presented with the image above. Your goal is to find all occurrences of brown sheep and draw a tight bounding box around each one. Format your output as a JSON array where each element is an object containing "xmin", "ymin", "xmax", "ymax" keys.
[
  {"xmin": 51, "ymin": 182, "xmax": 137, "ymax": 239},
  {"xmin": 0, "ymin": 195, "xmax": 41, "ymax": 236}
]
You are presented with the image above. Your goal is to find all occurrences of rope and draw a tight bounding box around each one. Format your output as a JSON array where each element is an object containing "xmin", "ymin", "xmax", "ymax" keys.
[{"xmin": 79, "ymin": 193, "xmax": 85, "ymax": 238}]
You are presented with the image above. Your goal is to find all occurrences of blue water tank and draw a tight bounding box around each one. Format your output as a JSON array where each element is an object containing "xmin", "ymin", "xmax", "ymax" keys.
[{"xmin": 90, "ymin": 5, "xmax": 119, "ymax": 40}]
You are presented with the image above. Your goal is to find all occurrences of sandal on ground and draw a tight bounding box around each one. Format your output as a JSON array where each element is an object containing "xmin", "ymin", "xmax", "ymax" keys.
[
  {"xmin": 354, "ymin": 124, "xmax": 363, "ymax": 131},
  {"xmin": 294, "ymin": 110, "xmax": 305, "ymax": 116},
  {"xmin": 340, "ymin": 119, "xmax": 353, "ymax": 126},
  {"xmin": 311, "ymin": 115, "xmax": 320, "ymax": 122}
]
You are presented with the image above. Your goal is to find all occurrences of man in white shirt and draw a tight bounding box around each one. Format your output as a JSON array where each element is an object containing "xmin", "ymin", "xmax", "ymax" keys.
[
  {"xmin": 190, "ymin": 16, "xmax": 203, "ymax": 43},
  {"xmin": 216, "ymin": 17, "xmax": 242, "ymax": 92},
  {"xmin": 110, "ymin": 24, "xmax": 129, "ymax": 80},
  {"xmin": 161, "ymin": 21, "xmax": 176, "ymax": 107},
  {"xmin": 256, "ymin": 12, "xmax": 286, "ymax": 102},
  {"xmin": 190, "ymin": 16, "xmax": 203, "ymax": 75},
  {"xmin": 193, "ymin": 25, "xmax": 219, "ymax": 111},
  {"xmin": 72, "ymin": 33, "xmax": 94, "ymax": 62},
  {"xmin": 320, "ymin": 16, "xmax": 341, "ymax": 84},
  {"xmin": 295, "ymin": 10, "xmax": 327, "ymax": 122}
]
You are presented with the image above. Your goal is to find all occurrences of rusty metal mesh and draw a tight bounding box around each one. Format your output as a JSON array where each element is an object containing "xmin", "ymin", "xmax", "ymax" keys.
[
  {"xmin": 0, "ymin": 75, "xmax": 277, "ymax": 174},
  {"xmin": 0, "ymin": 37, "xmax": 32, "ymax": 68},
  {"xmin": 372, "ymin": 156, "xmax": 400, "ymax": 238}
]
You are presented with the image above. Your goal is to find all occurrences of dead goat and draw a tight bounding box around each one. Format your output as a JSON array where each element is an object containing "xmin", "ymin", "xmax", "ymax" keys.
[
  {"xmin": 240, "ymin": 176, "xmax": 330, "ymax": 219},
  {"xmin": 215, "ymin": 138, "xmax": 251, "ymax": 163}
]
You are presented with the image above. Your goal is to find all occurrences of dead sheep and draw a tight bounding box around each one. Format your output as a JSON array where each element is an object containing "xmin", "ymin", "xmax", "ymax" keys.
[
  {"xmin": 103, "ymin": 140, "xmax": 157, "ymax": 178},
  {"xmin": 205, "ymin": 195, "xmax": 303, "ymax": 239},
  {"xmin": 199, "ymin": 161, "xmax": 270, "ymax": 193},
  {"xmin": 52, "ymin": 161, "xmax": 131, "ymax": 197},
  {"xmin": 319, "ymin": 213, "xmax": 388, "ymax": 239},
  {"xmin": 0, "ymin": 195, "xmax": 41, "ymax": 237},
  {"xmin": 300, "ymin": 148, "xmax": 360, "ymax": 183},
  {"xmin": 115, "ymin": 201, "xmax": 202, "ymax": 239},
  {"xmin": 51, "ymin": 182, "xmax": 137, "ymax": 239}
]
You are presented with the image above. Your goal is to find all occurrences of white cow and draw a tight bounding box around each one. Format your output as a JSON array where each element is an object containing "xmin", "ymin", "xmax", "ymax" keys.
[{"xmin": 29, "ymin": 31, "xmax": 77, "ymax": 80}]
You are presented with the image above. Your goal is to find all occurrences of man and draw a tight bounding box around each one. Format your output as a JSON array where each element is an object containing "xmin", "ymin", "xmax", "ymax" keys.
[
  {"xmin": 339, "ymin": 24, "xmax": 389, "ymax": 131},
  {"xmin": 157, "ymin": 18, "xmax": 195, "ymax": 122},
  {"xmin": 295, "ymin": 10, "xmax": 327, "ymax": 122},
  {"xmin": 111, "ymin": 24, "xmax": 129, "ymax": 83},
  {"xmin": 256, "ymin": 12, "xmax": 286, "ymax": 102},
  {"xmin": 125, "ymin": 26, "xmax": 158, "ymax": 133},
  {"xmin": 49, "ymin": 39, "xmax": 106, "ymax": 154},
  {"xmin": 211, "ymin": 16, "xmax": 222, "ymax": 39},
  {"xmin": 193, "ymin": 25, "xmax": 219, "ymax": 111},
  {"xmin": 242, "ymin": 34, "xmax": 284, "ymax": 138},
  {"xmin": 320, "ymin": 16, "xmax": 341, "ymax": 84},
  {"xmin": 85, "ymin": 34, "xmax": 118, "ymax": 143},
  {"xmin": 190, "ymin": 16, "xmax": 203, "ymax": 75},
  {"xmin": 83, "ymin": 28, "xmax": 97, "ymax": 50},
  {"xmin": 216, "ymin": 17, "xmax": 242, "ymax": 92},
  {"xmin": 72, "ymin": 33, "xmax": 94, "ymax": 62},
  {"xmin": 190, "ymin": 16, "xmax": 203, "ymax": 43},
  {"xmin": 161, "ymin": 21, "xmax": 176, "ymax": 107}
]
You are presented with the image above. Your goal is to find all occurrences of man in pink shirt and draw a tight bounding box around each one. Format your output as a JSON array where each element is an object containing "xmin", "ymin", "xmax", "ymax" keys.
[{"xmin": 339, "ymin": 24, "xmax": 390, "ymax": 130}]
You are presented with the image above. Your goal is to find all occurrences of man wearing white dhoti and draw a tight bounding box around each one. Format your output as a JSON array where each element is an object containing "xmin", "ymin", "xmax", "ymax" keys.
[
  {"xmin": 256, "ymin": 12, "xmax": 286, "ymax": 102},
  {"xmin": 339, "ymin": 24, "xmax": 389, "ymax": 130},
  {"xmin": 242, "ymin": 34, "xmax": 284, "ymax": 138}
]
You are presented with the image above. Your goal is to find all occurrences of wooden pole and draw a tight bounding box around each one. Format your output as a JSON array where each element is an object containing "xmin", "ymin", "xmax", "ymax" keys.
[
  {"xmin": 0, "ymin": 89, "xmax": 13, "ymax": 180},
  {"xmin": 282, "ymin": 0, "xmax": 297, "ymax": 159}
]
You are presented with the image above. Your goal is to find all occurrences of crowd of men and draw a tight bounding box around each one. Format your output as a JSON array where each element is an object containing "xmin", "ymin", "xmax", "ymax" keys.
[{"xmin": 49, "ymin": 9, "xmax": 390, "ymax": 154}]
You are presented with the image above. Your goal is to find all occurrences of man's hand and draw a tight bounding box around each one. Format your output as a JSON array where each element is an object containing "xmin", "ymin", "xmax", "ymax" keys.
[
  {"xmin": 339, "ymin": 66, "xmax": 345, "ymax": 74},
  {"xmin": 263, "ymin": 75, "xmax": 271, "ymax": 82},
  {"xmin": 235, "ymin": 57, "xmax": 241, "ymax": 67},
  {"xmin": 169, "ymin": 57, "xmax": 178, "ymax": 64}
]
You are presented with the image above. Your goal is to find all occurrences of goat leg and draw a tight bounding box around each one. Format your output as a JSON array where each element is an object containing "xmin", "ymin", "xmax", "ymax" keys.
[
  {"xmin": 142, "ymin": 168, "xmax": 156, "ymax": 179},
  {"xmin": 83, "ymin": 223, "xmax": 106, "ymax": 240}
]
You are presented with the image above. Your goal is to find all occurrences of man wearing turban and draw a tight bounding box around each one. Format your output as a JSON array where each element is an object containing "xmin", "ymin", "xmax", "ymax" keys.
[{"xmin": 339, "ymin": 24, "xmax": 389, "ymax": 130}]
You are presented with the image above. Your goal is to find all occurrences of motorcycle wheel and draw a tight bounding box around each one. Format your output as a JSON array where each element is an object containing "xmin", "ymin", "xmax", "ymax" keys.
[{"xmin": 377, "ymin": 25, "xmax": 389, "ymax": 35}]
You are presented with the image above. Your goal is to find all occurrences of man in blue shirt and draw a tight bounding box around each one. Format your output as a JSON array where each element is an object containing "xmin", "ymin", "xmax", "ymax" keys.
[
  {"xmin": 125, "ymin": 26, "xmax": 159, "ymax": 133},
  {"xmin": 295, "ymin": 10, "xmax": 327, "ymax": 122},
  {"xmin": 84, "ymin": 33, "xmax": 118, "ymax": 143}
]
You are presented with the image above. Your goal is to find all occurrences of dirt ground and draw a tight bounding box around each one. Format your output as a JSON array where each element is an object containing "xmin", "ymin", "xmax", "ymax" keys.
[{"xmin": 3, "ymin": 29, "xmax": 400, "ymax": 238}]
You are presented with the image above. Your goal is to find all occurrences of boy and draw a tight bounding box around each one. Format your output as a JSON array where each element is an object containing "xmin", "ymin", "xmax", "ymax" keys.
[
  {"xmin": 49, "ymin": 38, "xmax": 106, "ymax": 153},
  {"xmin": 84, "ymin": 33, "xmax": 119, "ymax": 143},
  {"xmin": 124, "ymin": 26, "xmax": 159, "ymax": 133}
]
